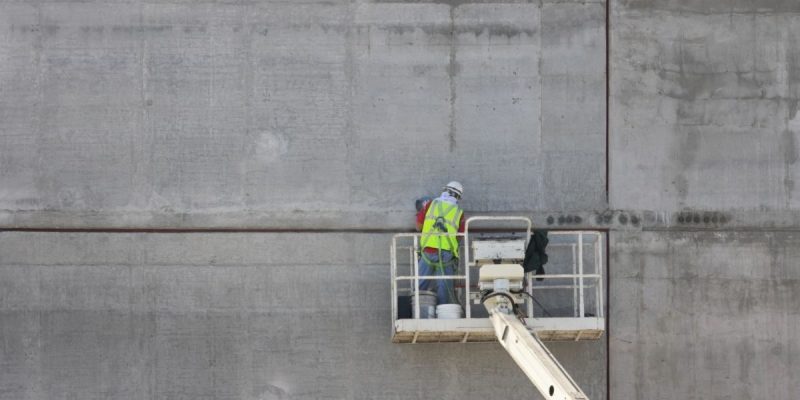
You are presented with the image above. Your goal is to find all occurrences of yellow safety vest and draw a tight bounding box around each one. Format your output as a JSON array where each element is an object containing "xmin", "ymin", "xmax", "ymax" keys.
[{"xmin": 420, "ymin": 199, "xmax": 463, "ymax": 258}]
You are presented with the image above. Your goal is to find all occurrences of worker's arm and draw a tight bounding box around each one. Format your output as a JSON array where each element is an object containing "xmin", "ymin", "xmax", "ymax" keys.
[{"xmin": 415, "ymin": 201, "xmax": 431, "ymax": 231}]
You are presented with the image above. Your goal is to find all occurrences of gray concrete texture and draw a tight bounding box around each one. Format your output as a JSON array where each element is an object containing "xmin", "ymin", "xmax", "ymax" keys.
[
  {"xmin": 608, "ymin": 1, "xmax": 800, "ymax": 399},
  {"xmin": 0, "ymin": 0, "xmax": 605, "ymax": 229},
  {"xmin": 0, "ymin": 232, "xmax": 607, "ymax": 399},
  {"xmin": 610, "ymin": 0, "xmax": 800, "ymax": 211},
  {"xmin": 2, "ymin": 0, "xmax": 800, "ymax": 399},
  {"xmin": 610, "ymin": 231, "xmax": 800, "ymax": 399}
]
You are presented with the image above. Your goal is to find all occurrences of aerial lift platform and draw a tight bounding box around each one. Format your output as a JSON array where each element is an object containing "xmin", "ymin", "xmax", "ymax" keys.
[{"xmin": 390, "ymin": 217, "xmax": 604, "ymax": 400}]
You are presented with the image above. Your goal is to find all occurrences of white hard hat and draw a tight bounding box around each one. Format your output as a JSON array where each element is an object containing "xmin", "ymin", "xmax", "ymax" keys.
[{"xmin": 443, "ymin": 181, "xmax": 463, "ymax": 198}]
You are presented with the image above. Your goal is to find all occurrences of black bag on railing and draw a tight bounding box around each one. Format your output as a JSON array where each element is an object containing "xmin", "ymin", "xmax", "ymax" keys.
[{"xmin": 523, "ymin": 229, "xmax": 548, "ymax": 281}]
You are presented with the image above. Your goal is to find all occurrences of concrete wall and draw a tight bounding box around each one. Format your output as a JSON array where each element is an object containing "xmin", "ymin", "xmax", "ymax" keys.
[
  {"xmin": 0, "ymin": 0, "xmax": 606, "ymax": 229},
  {"xmin": 0, "ymin": 1, "xmax": 607, "ymax": 399},
  {"xmin": 610, "ymin": 231, "xmax": 800, "ymax": 399},
  {"xmin": 4, "ymin": 0, "xmax": 800, "ymax": 399},
  {"xmin": 0, "ymin": 232, "xmax": 607, "ymax": 400},
  {"xmin": 610, "ymin": 0, "xmax": 800, "ymax": 399},
  {"xmin": 610, "ymin": 0, "xmax": 800, "ymax": 211}
]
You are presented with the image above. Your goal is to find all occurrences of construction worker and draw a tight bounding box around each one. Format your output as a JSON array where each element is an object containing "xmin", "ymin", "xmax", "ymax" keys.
[{"xmin": 416, "ymin": 181, "xmax": 465, "ymax": 305}]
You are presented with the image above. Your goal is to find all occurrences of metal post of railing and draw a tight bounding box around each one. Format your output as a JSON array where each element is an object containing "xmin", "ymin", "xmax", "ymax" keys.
[
  {"xmin": 390, "ymin": 236, "xmax": 397, "ymax": 333},
  {"xmin": 524, "ymin": 218, "xmax": 531, "ymax": 318},
  {"xmin": 464, "ymin": 231, "xmax": 471, "ymax": 319},
  {"xmin": 598, "ymin": 232, "xmax": 605, "ymax": 318},
  {"xmin": 571, "ymin": 243, "xmax": 578, "ymax": 318},
  {"xmin": 594, "ymin": 233, "xmax": 600, "ymax": 318},
  {"xmin": 413, "ymin": 235, "xmax": 420, "ymax": 320},
  {"xmin": 578, "ymin": 232, "xmax": 584, "ymax": 319},
  {"xmin": 460, "ymin": 239, "xmax": 469, "ymax": 319},
  {"xmin": 525, "ymin": 221, "xmax": 533, "ymax": 318},
  {"xmin": 527, "ymin": 272, "xmax": 533, "ymax": 319}
]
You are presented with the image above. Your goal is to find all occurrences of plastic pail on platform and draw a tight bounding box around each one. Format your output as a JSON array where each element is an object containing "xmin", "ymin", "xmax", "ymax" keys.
[
  {"xmin": 436, "ymin": 304, "xmax": 463, "ymax": 319},
  {"xmin": 411, "ymin": 291, "xmax": 437, "ymax": 319}
]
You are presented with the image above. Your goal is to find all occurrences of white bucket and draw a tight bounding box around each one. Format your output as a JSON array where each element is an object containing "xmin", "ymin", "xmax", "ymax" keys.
[
  {"xmin": 436, "ymin": 304, "xmax": 463, "ymax": 319},
  {"xmin": 411, "ymin": 291, "xmax": 437, "ymax": 319}
]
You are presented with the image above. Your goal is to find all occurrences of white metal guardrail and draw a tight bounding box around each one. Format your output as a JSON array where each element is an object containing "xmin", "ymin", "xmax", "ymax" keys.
[
  {"xmin": 390, "ymin": 232, "xmax": 469, "ymax": 324},
  {"xmin": 526, "ymin": 231, "xmax": 604, "ymax": 320},
  {"xmin": 390, "ymin": 217, "xmax": 604, "ymax": 333}
]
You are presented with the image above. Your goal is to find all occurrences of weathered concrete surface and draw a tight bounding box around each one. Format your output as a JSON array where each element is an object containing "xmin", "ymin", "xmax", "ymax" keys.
[
  {"xmin": 610, "ymin": 231, "xmax": 800, "ymax": 399},
  {"xmin": 610, "ymin": 0, "xmax": 800, "ymax": 211},
  {"xmin": 10, "ymin": 0, "xmax": 800, "ymax": 399},
  {"xmin": 0, "ymin": 1, "xmax": 609, "ymax": 398},
  {"xmin": 0, "ymin": 231, "xmax": 607, "ymax": 400},
  {"xmin": 609, "ymin": 2, "xmax": 800, "ymax": 399},
  {"xmin": 0, "ymin": 0, "xmax": 605, "ymax": 229}
]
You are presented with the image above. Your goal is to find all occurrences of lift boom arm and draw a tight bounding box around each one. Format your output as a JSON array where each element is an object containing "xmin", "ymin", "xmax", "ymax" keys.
[{"xmin": 480, "ymin": 264, "xmax": 589, "ymax": 400}]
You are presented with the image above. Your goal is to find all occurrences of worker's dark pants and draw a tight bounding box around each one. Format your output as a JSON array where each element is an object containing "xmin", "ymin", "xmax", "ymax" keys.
[{"xmin": 418, "ymin": 250, "xmax": 456, "ymax": 305}]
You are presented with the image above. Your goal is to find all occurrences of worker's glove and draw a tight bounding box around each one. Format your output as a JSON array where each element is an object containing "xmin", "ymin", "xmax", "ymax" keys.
[{"xmin": 415, "ymin": 196, "xmax": 432, "ymax": 212}]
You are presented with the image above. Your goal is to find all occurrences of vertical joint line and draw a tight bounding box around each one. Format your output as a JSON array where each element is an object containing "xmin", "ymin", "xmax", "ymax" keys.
[
  {"xmin": 448, "ymin": 5, "xmax": 457, "ymax": 152},
  {"xmin": 605, "ymin": 229, "xmax": 611, "ymax": 400},
  {"xmin": 605, "ymin": 0, "xmax": 611, "ymax": 205}
]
